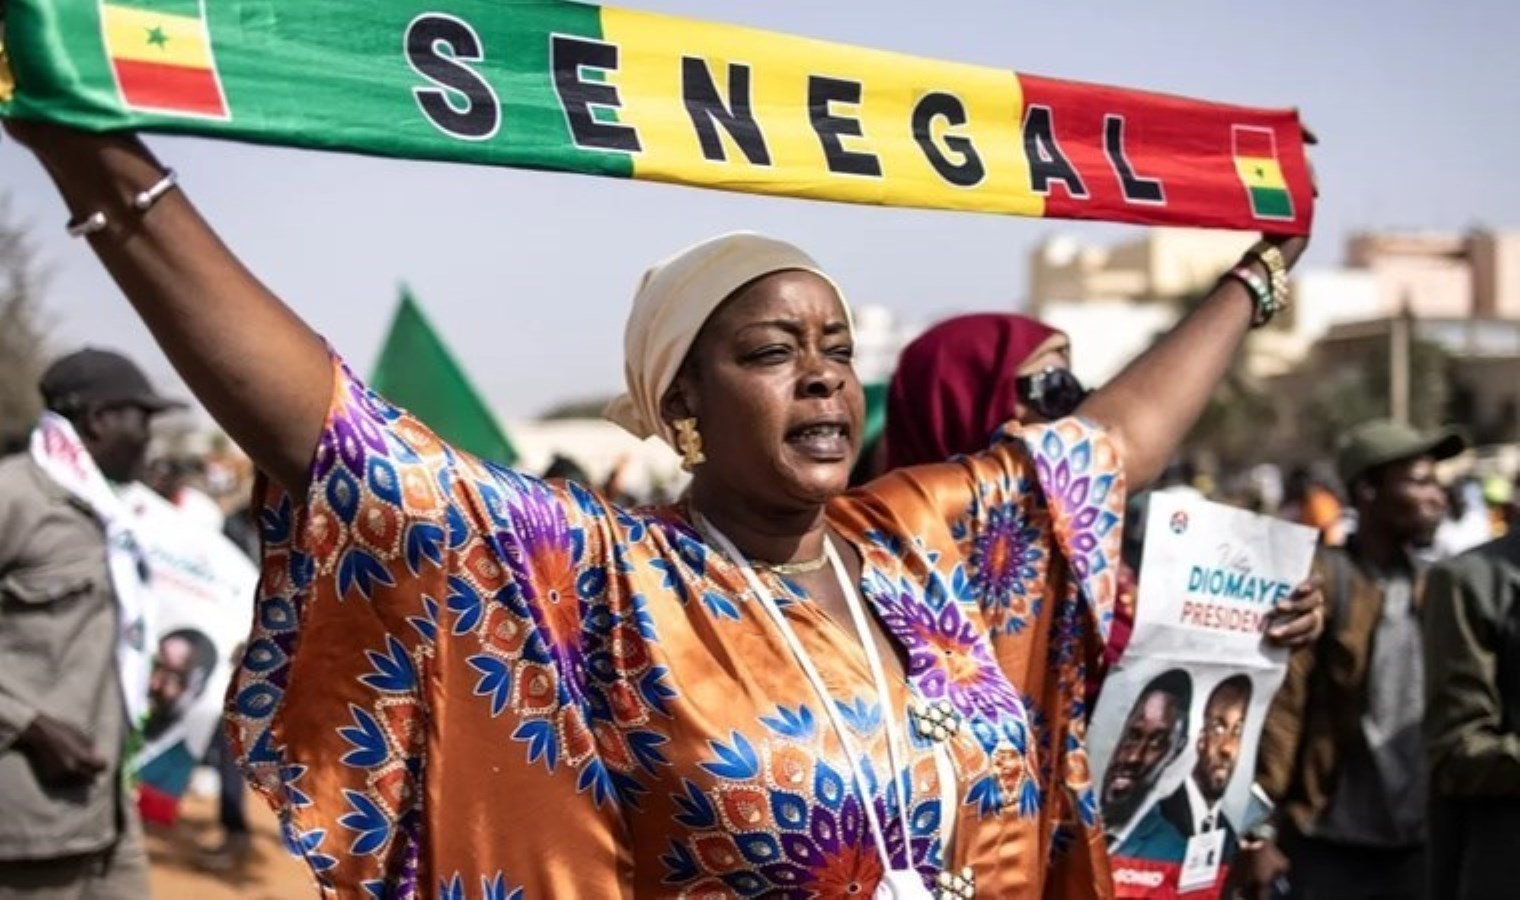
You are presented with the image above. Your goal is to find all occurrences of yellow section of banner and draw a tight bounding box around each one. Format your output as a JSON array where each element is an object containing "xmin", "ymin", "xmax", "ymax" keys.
[
  {"xmin": 599, "ymin": 7, "xmax": 1045, "ymax": 215},
  {"xmin": 1234, "ymin": 156, "xmax": 1287, "ymax": 191},
  {"xmin": 101, "ymin": 3, "xmax": 213, "ymax": 69},
  {"xmin": 0, "ymin": 24, "xmax": 13, "ymax": 103}
]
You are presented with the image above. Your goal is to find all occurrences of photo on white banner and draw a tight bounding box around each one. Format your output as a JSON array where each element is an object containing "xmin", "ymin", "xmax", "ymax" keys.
[
  {"xmin": 1088, "ymin": 493, "xmax": 1316, "ymax": 896},
  {"xmin": 122, "ymin": 483, "xmax": 257, "ymax": 824}
]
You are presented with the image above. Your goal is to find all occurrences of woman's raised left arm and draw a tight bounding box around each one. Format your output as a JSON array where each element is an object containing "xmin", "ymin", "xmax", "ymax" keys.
[{"xmin": 1077, "ymin": 228, "xmax": 1308, "ymax": 489}]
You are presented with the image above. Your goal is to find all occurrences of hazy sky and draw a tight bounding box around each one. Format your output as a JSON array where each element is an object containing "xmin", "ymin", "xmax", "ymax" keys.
[{"xmin": 3, "ymin": 0, "xmax": 1516, "ymax": 419}]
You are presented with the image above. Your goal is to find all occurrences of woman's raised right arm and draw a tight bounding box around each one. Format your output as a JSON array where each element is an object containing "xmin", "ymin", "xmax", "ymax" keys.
[{"xmin": 10, "ymin": 123, "xmax": 331, "ymax": 493}]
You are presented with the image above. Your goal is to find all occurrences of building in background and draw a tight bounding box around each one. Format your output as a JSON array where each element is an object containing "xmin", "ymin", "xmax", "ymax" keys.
[
  {"xmin": 1269, "ymin": 317, "xmax": 1520, "ymax": 453},
  {"xmin": 1270, "ymin": 231, "xmax": 1520, "ymax": 456},
  {"xmin": 1345, "ymin": 231, "xmax": 1520, "ymax": 321},
  {"xmin": 851, "ymin": 304, "xmax": 922, "ymax": 386},
  {"xmin": 1029, "ymin": 228, "xmax": 1258, "ymax": 312},
  {"xmin": 1028, "ymin": 226, "xmax": 1520, "ymax": 466},
  {"xmin": 1030, "ymin": 229, "xmax": 1282, "ymax": 386}
]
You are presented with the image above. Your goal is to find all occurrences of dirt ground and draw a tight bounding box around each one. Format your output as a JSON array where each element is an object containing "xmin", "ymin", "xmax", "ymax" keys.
[{"xmin": 146, "ymin": 787, "xmax": 313, "ymax": 899}]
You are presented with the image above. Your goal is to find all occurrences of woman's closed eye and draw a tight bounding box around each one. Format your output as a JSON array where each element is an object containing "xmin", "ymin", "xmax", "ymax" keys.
[{"xmin": 745, "ymin": 344, "xmax": 794, "ymax": 365}]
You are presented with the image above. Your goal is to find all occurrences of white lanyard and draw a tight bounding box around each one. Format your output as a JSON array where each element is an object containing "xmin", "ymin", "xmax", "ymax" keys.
[
  {"xmin": 824, "ymin": 538, "xmax": 918, "ymax": 863},
  {"xmin": 696, "ymin": 514, "xmax": 936, "ymax": 899}
]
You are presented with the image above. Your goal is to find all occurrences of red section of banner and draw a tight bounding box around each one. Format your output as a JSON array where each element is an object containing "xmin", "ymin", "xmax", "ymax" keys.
[
  {"xmin": 1019, "ymin": 74, "xmax": 1312, "ymax": 234},
  {"xmin": 112, "ymin": 59, "xmax": 227, "ymax": 118},
  {"xmin": 1111, "ymin": 856, "xmax": 1231, "ymax": 899},
  {"xmin": 138, "ymin": 783, "xmax": 180, "ymax": 826},
  {"xmin": 1232, "ymin": 127, "xmax": 1277, "ymax": 161}
]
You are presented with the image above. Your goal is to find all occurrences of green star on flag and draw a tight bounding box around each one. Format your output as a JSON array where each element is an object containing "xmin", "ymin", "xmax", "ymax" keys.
[{"xmin": 99, "ymin": 0, "xmax": 229, "ymax": 119}]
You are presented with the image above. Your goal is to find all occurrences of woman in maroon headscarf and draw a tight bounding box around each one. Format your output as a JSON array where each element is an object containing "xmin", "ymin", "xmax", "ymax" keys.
[
  {"xmin": 884, "ymin": 313, "xmax": 1079, "ymax": 471},
  {"xmin": 880, "ymin": 312, "xmax": 1324, "ymax": 700}
]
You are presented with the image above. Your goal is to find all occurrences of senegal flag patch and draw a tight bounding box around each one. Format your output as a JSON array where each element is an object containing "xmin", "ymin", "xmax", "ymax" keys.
[
  {"xmin": 1232, "ymin": 125, "xmax": 1292, "ymax": 221},
  {"xmin": 101, "ymin": 0, "xmax": 228, "ymax": 119}
]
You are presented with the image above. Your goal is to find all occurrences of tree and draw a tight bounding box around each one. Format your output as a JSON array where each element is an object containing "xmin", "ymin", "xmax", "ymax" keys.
[
  {"xmin": 1184, "ymin": 357, "xmax": 1279, "ymax": 468},
  {"xmin": 1300, "ymin": 335, "xmax": 1452, "ymax": 455},
  {"xmin": 0, "ymin": 196, "xmax": 51, "ymax": 450},
  {"xmin": 1164, "ymin": 282, "xmax": 1280, "ymax": 469}
]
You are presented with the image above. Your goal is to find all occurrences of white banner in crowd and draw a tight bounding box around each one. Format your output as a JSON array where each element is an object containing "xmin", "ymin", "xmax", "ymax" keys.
[
  {"xmin": 121, "ymin": 483, "xmax": 256, "ymax": 824},
  {"xmin": 1088, "ymin": 493, "xmax": 1316, "ymax": 898}
]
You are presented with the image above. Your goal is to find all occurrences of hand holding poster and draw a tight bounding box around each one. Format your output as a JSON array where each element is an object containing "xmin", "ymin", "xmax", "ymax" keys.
[{"xmin": 1088, "ymin": 493, "xmax": 1317, "ymax": 898}]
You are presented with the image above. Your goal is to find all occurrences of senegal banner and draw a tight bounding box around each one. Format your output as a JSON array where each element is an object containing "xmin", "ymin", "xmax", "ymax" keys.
[{"xmin": 0, "ymin": 0, "xmax": 1313, "ymax": 232}]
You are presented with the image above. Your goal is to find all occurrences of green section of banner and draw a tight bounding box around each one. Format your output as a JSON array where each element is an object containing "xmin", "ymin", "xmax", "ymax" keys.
[
  {"xmin": 370, "ymin": 287, "xmax": 518, "ymax": 465},
  {"xmin": 108, "ymin": 0, "xmax": 205, "ymax": 16},
  {"xmin": 3, "ymin": 0, "xmax": 631, "ymax": 177},
  {"xmin": 4, "ymin": 2, "xmax": 117, "ymax": 118}
]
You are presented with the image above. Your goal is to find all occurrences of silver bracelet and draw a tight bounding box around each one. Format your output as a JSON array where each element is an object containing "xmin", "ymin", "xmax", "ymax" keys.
[
  {"xmin": 64, "ymin": 168, "xmax": 179, "ymax": 239},
  {"xmin": 132, "ymin": 168, "xmax": 178, "ymax": 211},
  {"xmin": 65, "ymin": 211, "xmax": 109, "ymax": 238}
]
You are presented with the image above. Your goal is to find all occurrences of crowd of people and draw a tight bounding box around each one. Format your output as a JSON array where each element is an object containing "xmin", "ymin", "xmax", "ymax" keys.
[{"xmin": 0, "ymin": 115, "xmax": 1517, "ymax": 900}]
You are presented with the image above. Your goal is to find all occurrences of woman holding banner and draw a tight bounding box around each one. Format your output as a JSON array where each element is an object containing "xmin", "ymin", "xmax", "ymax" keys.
[{"xmin": 6, "ymin": 117, "xmax": 1310, "ymax": 898}]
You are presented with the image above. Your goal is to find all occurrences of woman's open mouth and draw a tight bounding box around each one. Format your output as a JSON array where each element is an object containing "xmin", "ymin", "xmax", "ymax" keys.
[{"xmin": 785, "ymin": 421, "xmax": 851, "ymax": 461}]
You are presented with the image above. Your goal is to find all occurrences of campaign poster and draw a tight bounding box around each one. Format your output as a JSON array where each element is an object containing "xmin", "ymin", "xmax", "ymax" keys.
[
  {"xmin": 121, "ymin": 484, "xmax": 256, "ymax": 825},
  {"xmin": 1088, "ymin": 493, "xmax": 1317, "ymax": 898}
]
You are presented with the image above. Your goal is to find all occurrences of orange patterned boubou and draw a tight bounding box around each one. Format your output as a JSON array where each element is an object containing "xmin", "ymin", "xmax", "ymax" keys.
[{"xmin": 226, "ymin": 358, "xmax": 1126, "ymax": 898}]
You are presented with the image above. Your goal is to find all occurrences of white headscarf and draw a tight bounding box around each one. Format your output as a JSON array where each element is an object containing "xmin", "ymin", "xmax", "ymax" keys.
[
  {"xmin": 30, "ymin": 413, "xmax": 153, "ymax": 726},
  {"xmin": 604, "ymin": 232, "xmax": 853, "ymax": 447}
]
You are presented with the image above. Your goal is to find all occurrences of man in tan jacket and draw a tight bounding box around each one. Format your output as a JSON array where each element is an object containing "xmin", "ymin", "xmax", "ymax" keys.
[
  {"xmin": 0, "ymin": 349, "xmax": 182, "ymax": 899},
  {"xmin": 1232, "ymin": 420, "xmax": 1462, "ymax": 900}
]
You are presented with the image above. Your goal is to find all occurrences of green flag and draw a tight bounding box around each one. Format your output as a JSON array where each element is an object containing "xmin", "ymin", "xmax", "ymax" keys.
[{"xmin": 370, "ymin": 288, "xmax": 517, "ymax": 465}]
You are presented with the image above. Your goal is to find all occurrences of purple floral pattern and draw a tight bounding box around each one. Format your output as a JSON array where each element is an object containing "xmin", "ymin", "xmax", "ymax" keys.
[
  {"xmin": 969, "ymin": 482, "xmax": 1050, "ymax": 636},
  {"xmin": 868, "ymin": 571, "xmax": 1025, "ymax": 728}
]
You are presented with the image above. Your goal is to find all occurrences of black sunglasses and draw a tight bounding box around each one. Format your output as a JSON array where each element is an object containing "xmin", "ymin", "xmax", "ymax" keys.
[{"xmin": 1014, "ymin": 367, "xmax": 1091, "ymax": 421}]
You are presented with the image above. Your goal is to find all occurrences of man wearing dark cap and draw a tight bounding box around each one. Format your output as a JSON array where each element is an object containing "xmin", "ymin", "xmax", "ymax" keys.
[
  {"xmin": 1233, "ymin": 420, "xmax": 1463, "ymax": 899},
  {"xmin": 0, "ymin": 347, "xmax": 181, "ymax": 898}
]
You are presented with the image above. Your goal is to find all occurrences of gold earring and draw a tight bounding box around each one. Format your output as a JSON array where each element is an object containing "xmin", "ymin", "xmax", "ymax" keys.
[{"xmin": 674, "ymin": 418, "xmax": 706, "ymax": 471}]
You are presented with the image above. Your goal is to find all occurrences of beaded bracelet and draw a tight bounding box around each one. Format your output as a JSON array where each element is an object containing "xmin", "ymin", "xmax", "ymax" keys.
[
  {"xmin": 1221, "ymin": 264, "xmax": 1284, "ymax": 328},
  {"xmin": 1248, "ymin": 241, "xmax": 1291, "ymax": 307},
  {"xmin": 64, "ymin": 168, "xmax": 179, "ymax": 239}
]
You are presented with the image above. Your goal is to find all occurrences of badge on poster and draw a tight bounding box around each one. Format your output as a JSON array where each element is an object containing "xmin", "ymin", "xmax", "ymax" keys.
[{"xmin": 1178, "ymin": 830, "xmax": 1226, "ymax": 893}]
